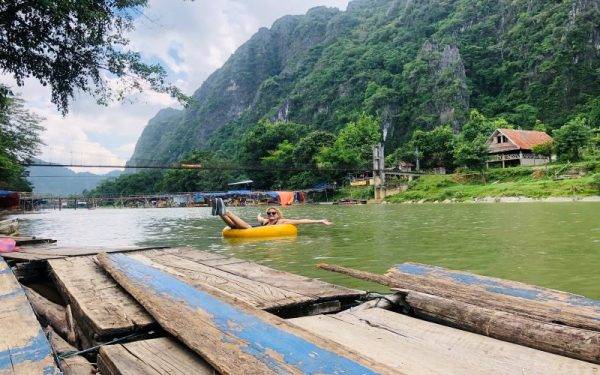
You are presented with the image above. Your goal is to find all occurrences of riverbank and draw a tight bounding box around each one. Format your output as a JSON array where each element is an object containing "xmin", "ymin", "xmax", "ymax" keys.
[{"xmin": 385, "ymin": 162, "xmax": 600, "ymax": 203}]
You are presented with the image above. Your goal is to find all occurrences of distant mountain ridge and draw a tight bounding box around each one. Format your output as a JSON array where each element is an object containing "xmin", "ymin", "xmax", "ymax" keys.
[
  {"xmin": 27, "ymin": 160, "xmax": 122, "ymax": 195},
  {"xmin": 128, "ymin": 0, "xmax": 599, "ymax": 166}
]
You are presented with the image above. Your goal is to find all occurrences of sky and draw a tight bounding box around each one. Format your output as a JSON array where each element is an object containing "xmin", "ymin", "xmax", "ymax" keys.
[{"xmin": 1, "ymin": 0, "xmax": 349, "ymax": 174}]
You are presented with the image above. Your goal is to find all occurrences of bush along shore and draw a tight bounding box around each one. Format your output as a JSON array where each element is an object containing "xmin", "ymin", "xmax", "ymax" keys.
[{"xmin": 384, "ymin": 161, "xmax": 600, "ymax": 203}]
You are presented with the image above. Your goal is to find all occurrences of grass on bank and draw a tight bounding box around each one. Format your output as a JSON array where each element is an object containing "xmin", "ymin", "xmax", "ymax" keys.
[{"xmin": 386, "ymin": 161, "xmax": 600, "ymax": 203}]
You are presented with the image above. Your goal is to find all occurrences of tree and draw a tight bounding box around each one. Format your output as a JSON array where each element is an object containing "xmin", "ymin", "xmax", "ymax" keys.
[
  {"xmin": 507, "ymin": 104, "xmax": 539, "ymax": 129},
  {"xmin": 460, "ymin": 110, "xmax": 497, "ymax": 142},
  {"xmin": 553, "ymin": 116, "xmax": 591, "ymax": 161},
  {"xmin": 292, "ymin": 131, "xmax": 336, "ymax": 167},
  {"xmin": 0, "ymin": 86, "xmax": 44, "ymax": 190},
  {"xmin": 241, "ymin": 120, "xmax": 309, "ymax": 188},
  {"xmin": 409, "ymin": 125, "xmax": 455, "ymax": 169},
  {"xmin": 159, "ymin": 151, "xmax": 232, "ymax": 192},
  {"xmin": 317, "ymin": 113, "xmax": 381, "ymax": 170},
  {"xmin": 453, "ymin": 135, "xmax": 489, "ymax": 172},
  {"xmin": 531, "ymin": 141, "xmax": 555, "ymax": 159},
  {"xmin": 0, "ymin": 0, "xmax": 186, "ymax": 113}
]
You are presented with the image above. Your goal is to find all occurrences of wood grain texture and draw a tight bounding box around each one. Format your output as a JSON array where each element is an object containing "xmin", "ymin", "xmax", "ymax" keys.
[
  {"xmin": 24, "ymin": 287, "xmax": 77, "ymax": 346},
  {"xmin": 386, "ymin": 262, "xmax": 600, "ymax": 331},
  {"xmin": 133, "ymin": 248, "xmax": 362, "ymax": 310},
  {"xmin": 175, "ymin": 248, "xmax": 364, "ymax": 303},
  {"xmin": 127, "ymin": 252, "xmax": 311, "ymax": 309},
  {"xmin": 0, "ymin": 259, "xmax": 60, "ymax": 375},
  {"xmin": 98, "ymin": 337, "xmax": 214, "ymax": 375},
  {"xmin": 404, "ymin": 291, "xmax": 600, "ymax": 364},
  {"xmin": 290, "ymin": 306, "xmax": 600, "ymax": 374},
  {"xmin": 1, "ymin": 245, "xmax": 169, "ymax": 261},
  {"xmin": 45, "ymin": 247, "xmax": 362, "ymax": 345},
  {"xmin": 98, "ymin": 252, "xmax": 397, "ymax": 375},
  {"xmin": 46, "ymin": 327, "xmax": 95, "ymax": 375},
  {"xmin": 48, "ymin": 256, "xmax": 154, "ymax": 340}
]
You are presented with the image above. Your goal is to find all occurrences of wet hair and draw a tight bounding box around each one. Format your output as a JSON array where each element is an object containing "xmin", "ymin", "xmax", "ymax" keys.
[{"xmin": 266, "ymin": 206, "xmax": 283, "ymax": 218}]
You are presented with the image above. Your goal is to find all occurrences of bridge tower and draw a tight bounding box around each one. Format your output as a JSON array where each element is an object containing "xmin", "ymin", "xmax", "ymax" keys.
[{"xmin": 372, "ymin": 143, "xmax": 386, "ymax": 201}]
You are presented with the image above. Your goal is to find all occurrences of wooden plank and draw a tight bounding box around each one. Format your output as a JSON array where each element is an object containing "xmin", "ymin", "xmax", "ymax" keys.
[
  {"xmin": 127, "ymin": 252, "xmax": 312, "ymax": 309},
  {"xmin": 176, "ymin": 248, "xmax": 364, "ymax": 301},
  {"xmin": 0, "ymin": 252, "xmax": 63, "ymax": 261},
  {"xmin": 46, "ymin": 327, "xmax": 95, "ymax": 375},
  {"xmin": 386, "ymin": 262, "xmax": 600, "ymax": 331},
  {"xmin": 0, "ymin": 259, "xmax": 60, "ymax": 375},
  {"xmin": 47, "ymin": 256, "xmax": 154, "ymax": 341},
  {"xmin": 98, "ymin": 253, "xmax": 397, "ymax": 375},
  {"xmin": 2, "ymin": 246, "xmax": 171, "ymax": 261},
  {"xmin": 290, "ymin": 307, "xmax": 600, "ymax": 375},
  {"xmin": 403, "ymin": 291, "xmax": 600, "ymax": 364},
  {"xmin": 98, "ymin": 337, "xmax": 214, "ymax": 375}
]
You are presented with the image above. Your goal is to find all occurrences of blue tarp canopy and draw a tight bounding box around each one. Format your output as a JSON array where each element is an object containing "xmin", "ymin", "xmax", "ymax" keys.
[{"xmin": 0, "ymin": 190, "xmax": 17, "ymax": 198}]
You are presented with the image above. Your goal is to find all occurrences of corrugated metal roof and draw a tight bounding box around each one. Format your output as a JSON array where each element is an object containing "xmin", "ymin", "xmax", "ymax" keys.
[{"xmin": 494, "ymin": 129, "xmax": 553, "ymax": 150}]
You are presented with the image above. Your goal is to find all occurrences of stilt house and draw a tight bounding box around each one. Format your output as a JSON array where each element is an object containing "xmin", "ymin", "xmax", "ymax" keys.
[{"xmin": 487, "ymin": 129, "xmax": 553, "ymax": 168}]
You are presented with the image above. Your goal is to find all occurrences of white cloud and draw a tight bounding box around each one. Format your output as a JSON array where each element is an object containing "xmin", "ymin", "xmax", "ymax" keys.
[{"xmin": 2, "ymin": 0, "xmax": 350, "ymax": 173}]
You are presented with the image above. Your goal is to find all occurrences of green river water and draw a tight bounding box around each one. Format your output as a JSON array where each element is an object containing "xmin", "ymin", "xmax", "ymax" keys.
[{"xmin": 14, "ymin": 202, "xmax": 600, "ymax": 298}]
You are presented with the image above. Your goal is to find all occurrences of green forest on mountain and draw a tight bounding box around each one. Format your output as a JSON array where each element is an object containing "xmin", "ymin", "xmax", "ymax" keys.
[{"xmin": 87, "ymin": 0, "xmax": 600, "ymax": 195}]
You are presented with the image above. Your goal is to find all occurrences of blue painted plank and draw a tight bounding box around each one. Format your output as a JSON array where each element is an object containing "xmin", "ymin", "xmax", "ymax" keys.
[
  {"xmin": 394, "ymin": 263, "xmax": 600, "ymax": 310},
  {"xmin": 0, "ymin": 260, "xmax": 60, "ymax": 375},
  {"xmin": 99, "ymin": 253, "xmax": 393, "ymax": 374}
]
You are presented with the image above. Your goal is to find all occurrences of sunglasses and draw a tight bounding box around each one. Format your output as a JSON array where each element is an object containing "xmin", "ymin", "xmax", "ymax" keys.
[{"xmin": 266, "ymin": 211, "xmax": 278, "ymax": 216}]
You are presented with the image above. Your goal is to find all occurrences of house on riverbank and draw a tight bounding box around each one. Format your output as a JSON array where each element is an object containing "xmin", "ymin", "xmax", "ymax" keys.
[{"xmin": 487, "ymin": 128, "xmax": 553, "ymax": 168}]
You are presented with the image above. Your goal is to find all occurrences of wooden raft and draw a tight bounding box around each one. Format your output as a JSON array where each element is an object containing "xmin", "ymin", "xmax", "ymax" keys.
[
  {"xmin": 0, "ymin": 259, "xmax": 59, "ymax": 375},
  {"xmin": 289, "ymin": 304, "xmax": 600, "ymax": 374},
  {"xmin": 97, "ymin": 252, "xmax": 395, "ymax": 375},
  {"xmin": 98, "ymin": 337, "xmax": 214, "ymax": 375},
  {"xmin": 48, "ymin": 247, "xmax": 362, "ymax": 344}
]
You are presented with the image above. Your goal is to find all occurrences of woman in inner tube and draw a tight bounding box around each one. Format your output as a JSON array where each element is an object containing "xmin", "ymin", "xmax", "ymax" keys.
[{"xmin": 211, "ymin": 198, "xmax": 332, "ymax": 229}]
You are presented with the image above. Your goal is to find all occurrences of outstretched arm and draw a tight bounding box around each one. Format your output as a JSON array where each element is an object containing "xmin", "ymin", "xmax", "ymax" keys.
[
  {"xmin": 281, "ymin": 218, "xmax": 332, "ymax": 226},
  {"xmin": 256, "ymin": 214, "xmax": 269, "ymax": 225}
]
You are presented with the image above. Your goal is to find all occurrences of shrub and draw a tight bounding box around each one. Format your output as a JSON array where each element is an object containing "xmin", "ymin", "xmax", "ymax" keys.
[{"xmin": 591, "ymin": 173, "xmax": 600, "ymax": 192}]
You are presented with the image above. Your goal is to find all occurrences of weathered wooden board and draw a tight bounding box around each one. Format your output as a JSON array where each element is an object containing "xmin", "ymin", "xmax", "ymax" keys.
[
  {"xmin": 0, "ymin": 259, "xmax": 60, "ymax": 375},
  {"xmin": 166, "ymin": 248, "xmax": 364, "ymax": 304},
  {"xmin": 386, "ymin": 262, "xmax": 600, "ymax": 331},
  {"xmin": 126, "ymin": 252, "xmax": 312, "ymax": 309},
  {"xmin": 98, "ymin": 253, "xmax": 396, "ymax": 374},
  {"xmin": 404, "ymin": 291, "xmax": 600, "ymax": 364},
  {"xmin": 1, "ymin": 245, "xmax": 169, "ymax": 261},
  {"xmin": 46, "ymin": 327, "xmax": 95, "ymax": 375},
  {"xmin": 47, "ymin": 247, "xmax": 363, "ymax": 344},
  {"xmin": 290, "ymin": 306, "xmax": 600, "ymax": 374},
  {"xmin": 98, "ymin": 337, "xmax": 214, "ymax": 375},
  {"xmin": 48, "ymin": 255, "xmax": 154, "ymax": 341}
]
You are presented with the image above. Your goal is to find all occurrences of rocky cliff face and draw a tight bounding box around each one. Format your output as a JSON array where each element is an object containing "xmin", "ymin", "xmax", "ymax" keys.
[{"xmin": 129, "ymin": 0, "xmax": 600, "ymax": 165}]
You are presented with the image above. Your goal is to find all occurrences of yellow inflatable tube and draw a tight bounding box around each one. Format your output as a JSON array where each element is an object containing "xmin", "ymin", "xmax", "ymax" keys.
[{"xmin": 222, "ymin": 224, "xmax": 298, "ymax": 238}]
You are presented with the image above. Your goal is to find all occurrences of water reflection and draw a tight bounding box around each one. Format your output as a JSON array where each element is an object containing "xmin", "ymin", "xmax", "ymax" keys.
[{"xmin": 13, "ymin": 202, "xmax": 600, "ymax": 298}]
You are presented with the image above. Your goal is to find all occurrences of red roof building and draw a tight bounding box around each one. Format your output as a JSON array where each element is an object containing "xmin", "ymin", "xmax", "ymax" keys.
[{"xmin": 487, "ymin": 129, "xmax": 553, "ymax": 168}]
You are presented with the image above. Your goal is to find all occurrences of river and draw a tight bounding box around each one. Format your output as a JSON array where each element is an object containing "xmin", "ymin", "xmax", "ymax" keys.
[{"xmin": 13, "ymin": 202, "xmax": 600, "ymax": 298}]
